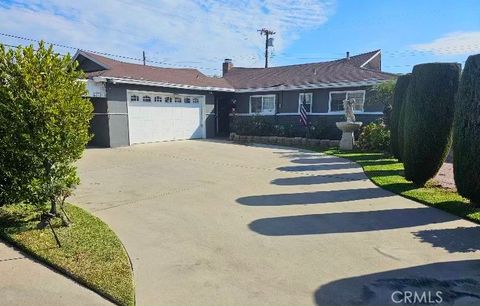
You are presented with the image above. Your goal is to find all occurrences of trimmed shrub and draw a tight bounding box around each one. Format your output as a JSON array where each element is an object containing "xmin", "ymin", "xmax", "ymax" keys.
[
  {"xmin": 402, "ymin": 63, "xmax": 461, "ymax": 185},
  {"xmin": 357, "ymin": 120, "xmax": 390, "ymax": 152},
  {"xmin": 453, "ymin": 54, "xmax": 480, "ymax": 205},
  {"xmin": 0, "ymin": 43, "xmax": 92, "ymax": 224},
  {"xmin": 391, "ymin": 74, "xmax": 411, "ymax": 160}
]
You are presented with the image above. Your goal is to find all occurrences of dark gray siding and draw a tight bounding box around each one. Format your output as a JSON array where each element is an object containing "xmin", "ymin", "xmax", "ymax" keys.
[{"xmin": 232, "ymin": 86, "xmax": 384, "ymax": 115}]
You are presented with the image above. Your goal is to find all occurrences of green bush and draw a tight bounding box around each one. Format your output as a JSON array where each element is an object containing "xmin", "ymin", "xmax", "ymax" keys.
[
  {"xmin": 367, "ymin": 80, "xmax": 396, "ymax": 128},
  {"xmin": 230, "ymin": 115, "xmax": 327, "ymax": 138},
  {"xmin": 357, "ymin": 120, "xmax": 390, "ymax": 152},
  {"xmin": 402, "ymin": 63, "xmax": 460, "ymax": 186},
  {"xmin": 391, "ymin": 74, "xmax": 411, "ymax": 160},
  {"xmin": 0, "ymin": 43, "xmax": 92, "ymax": 223},
  {"xmin": 453, "ymin": 54, "xmax": 480, "ymax": 205}
]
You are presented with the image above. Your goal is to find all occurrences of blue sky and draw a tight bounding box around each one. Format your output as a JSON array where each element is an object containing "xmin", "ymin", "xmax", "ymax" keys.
[{"xmin": 0, "ymin": 0, "xmax": 479, "ymax": 75}]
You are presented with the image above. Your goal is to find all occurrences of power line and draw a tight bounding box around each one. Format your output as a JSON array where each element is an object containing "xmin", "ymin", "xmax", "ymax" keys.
[
  {"xmin": 258, "ymin": 28, "xmax": 275, "ymax": 68},
  {"xmin": 0, "ymin": 32, "xmax": 220, "ymax": 72}
]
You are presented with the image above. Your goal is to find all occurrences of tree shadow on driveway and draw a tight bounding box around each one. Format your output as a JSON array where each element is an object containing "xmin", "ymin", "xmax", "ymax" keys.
[
  {"xmin": 278, "ymin": 163, "xmax": 359, "ymax": 172},
  {"xmin": 271, "ymin": 172, "xmax": 368, "ymax": 186},
  {"xmin": 248, "ymin": 207, "xmax": 457, "ymax": 236},
  {"xmin": 237, "ymin": 187, "xmax": 392, "ymax": 206},
  {"xmin": 412, "ymin": 226, "xmax": 480, "ymax": 253},
  {"xmin": 314, "ymin": 260, "xmax": 480, "ymax": 305},
  {"xmin": 289, "ymin": 157, "xmax": 351, "ymax": 164}
]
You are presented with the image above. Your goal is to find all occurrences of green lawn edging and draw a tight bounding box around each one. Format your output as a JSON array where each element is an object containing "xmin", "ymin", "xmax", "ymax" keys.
[
  {"xmin": 0, "ymin": 203, "xmax": 135, "ymax": 306},
  {"xmin": 323, "ymin": 149, "xmax": 480, "ymax": 224}
]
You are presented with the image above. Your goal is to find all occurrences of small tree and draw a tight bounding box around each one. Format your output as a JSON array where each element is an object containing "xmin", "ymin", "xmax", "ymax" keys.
[
  {"xmin": 402, "ymin": 63, "xmax": 460, "ymax": 186},
  {"xmin": 390, "ymin": 74, "xmax": 411, "ymax": 160},
  {"xmin": 453, "ymin": 54, "xmax": 480, "ymax": 205},
  {"xmin": 367, "ymin": 80, "xmax": 396, "ymax": 128},
  {"xmin": 0, "ymin": 42, "xmax": 92, "ymax": 225}
]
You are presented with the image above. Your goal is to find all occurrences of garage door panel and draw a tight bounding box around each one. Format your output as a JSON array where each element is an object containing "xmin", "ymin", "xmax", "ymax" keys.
[{"xmin": 127, "ymin": 94, "xmax": 204, "ymax": 144}]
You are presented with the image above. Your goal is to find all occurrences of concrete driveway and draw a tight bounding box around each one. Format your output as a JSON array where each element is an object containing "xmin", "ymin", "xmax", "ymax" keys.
[{"xmin": 73, "ymin": 140, "xmax": 480, "ymax": 305}]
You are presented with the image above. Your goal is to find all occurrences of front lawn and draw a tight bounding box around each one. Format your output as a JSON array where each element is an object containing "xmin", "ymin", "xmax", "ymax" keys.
[
  {"xmin": 0, "ymin": 203, "xmax": 134, "ymax": 306},
  {"xmin": 323, "ymin": 149, "xmax": 480, "ymax": 224}
]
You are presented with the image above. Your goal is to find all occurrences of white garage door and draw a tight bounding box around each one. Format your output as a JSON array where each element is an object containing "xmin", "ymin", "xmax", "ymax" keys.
[{"xmin": 127, "ymin": 91, "xmax": 205, "ymax": 144}]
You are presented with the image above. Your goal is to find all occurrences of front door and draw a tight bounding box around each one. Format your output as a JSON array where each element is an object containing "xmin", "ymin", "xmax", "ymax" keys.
[{"xmin": 216, "ymin": 98, "xmax": 231, "ymax": 137}]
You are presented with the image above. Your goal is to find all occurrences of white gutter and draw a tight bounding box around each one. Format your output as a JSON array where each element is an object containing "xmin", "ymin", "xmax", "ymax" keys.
[
  {"xmin": 234, "ymin": 79, "xmax": 390, "ymax": 93},
  {"xmin": 360, "ymin": 50, "xmax": 381, "ymax": 68},
  {"xmin": 90, "ymin": 76, "xmax": 391, "ymax": 93},
  {"xmin": 93, "ymin": 76, "xmax": 235, "ymax": 92}
]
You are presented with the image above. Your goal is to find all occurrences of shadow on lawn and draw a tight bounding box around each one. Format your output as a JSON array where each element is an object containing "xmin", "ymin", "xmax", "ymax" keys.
[
  {"xmin": 314, "ymin": 260, "xmax": 480, "ymax": 305},
  {"xmin": 413, "ymin": 226, "xmax": 480, "ymax": 253},
  {"xmin": 237, "ymin": 187, "xmax": 391, "ymax": 206},
  {"xmin": 248, "ymin": 207, "xmax": 456, "ymax": 236}
]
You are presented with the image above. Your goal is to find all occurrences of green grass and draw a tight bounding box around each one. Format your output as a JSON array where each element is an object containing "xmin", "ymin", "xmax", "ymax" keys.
[
  {"xmin": 0, "ymin": 203, "xmax": 134, "ymax": 306},
  {"xmin": 323, "ymin": 149, "xmax": 480, "ymax": 224}
]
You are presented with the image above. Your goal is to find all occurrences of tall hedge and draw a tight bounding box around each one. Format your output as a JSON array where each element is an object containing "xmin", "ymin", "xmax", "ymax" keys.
[
  {"xmin": 402, "ymin": 63, "xmax": 461, "ymax": 185},
  {"xmin": 390, "ymin": 74, "xmax": 411, "ymax": 160},
  {"xmin": 453, "ymin": 54, "xmax": 480, "ymax": 205}
]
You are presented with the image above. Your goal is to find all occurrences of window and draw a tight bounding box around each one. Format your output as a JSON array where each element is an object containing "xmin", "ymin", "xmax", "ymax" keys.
[
  {"xmin": 130, "ymin": 94, "xmax": 139, "ymax": 102},
  {"xmin": 184, "ymin": 97, "xmax": 191, "ymax": 103},
  {"xmin": 329, "ymin": 91, "xmax": 365, "ymax": 112},
  {"xmin": 249, "ymin": 95, "xmax": 275, "ymax": 114},
  {"xmin": 174, "ymin": 97, "xmax": 182, "ymax": 103},
  {"xmin": 142, "ymin": 95, "xmax": 151, "ymax": 102},
  {"xmin": 192, "ymin": 97, "xmax": 199, "ymax": 104},
  {"xmin": 299, "ymin": 93, "xmax": 313, "ymax": 113},
  {"xmin": 164, "ymin": 96, "xmax": 173, "ymax": 103},
  {"xmin": 154, "ymin": 96, "xmax": 162, "ymax": 102}
]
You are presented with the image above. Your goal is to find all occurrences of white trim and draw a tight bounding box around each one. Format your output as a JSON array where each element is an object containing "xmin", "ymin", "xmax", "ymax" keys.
[
  {"xmin": 90, "ymin": 76, "xmax": 390, "ymax": 93},
  {"xmin": 234, "ymin": 112, "xmax": 383, "ymax": 116},
  {"xmin": 73, "ymin": 51, "xmax": 110, "ymax": 70},
  {"xmin": 328, "ymin": 90, "xmax": 366, "ymax": 113},
  {"xmin": 93, "ymin": 112, "xmax": 128, "ymax": 115},
  {"xmin": 235, "ymin": 79, "xmax": 388, "ymax": 93},
  {"xmin": 249, "ymin": 94, "xmax": 276, "ymax": 115},
  {"xmin": 96, "ymin": 76, "xmax": 234, "ymax": 92},
  {"xmin": 360, "ymin": 50, "xmax": 381, "ymax": 68}
]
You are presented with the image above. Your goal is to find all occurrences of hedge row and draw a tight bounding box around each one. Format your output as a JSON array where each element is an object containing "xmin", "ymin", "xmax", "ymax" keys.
[
  {"xmin": 402, "ymin": 63, "xmax": 461, "ymax": 185},
  {"xmin": 453, "ymin": 54, "xmax": 480, "ymax": 204}
]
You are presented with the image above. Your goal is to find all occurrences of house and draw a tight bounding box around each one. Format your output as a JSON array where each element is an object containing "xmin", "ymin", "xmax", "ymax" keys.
[{"xmin": 74, "ymin": 49, "xmax": 395, "ymax": 147}]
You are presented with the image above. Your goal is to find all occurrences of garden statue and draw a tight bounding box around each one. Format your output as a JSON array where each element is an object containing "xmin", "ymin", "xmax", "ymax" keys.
[
  {"xmin": 336, "ymin": 98, "xmax": 363, "ymax": 150},
  {"xmin": 343, "ymin": 98, "xmax": 356, "ymax": 122}
]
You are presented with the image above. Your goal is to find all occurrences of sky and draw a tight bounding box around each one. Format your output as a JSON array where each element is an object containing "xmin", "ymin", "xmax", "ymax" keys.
[{"xmin": 0, "ymin": 0, "xmax": 479, "ymax": 75}]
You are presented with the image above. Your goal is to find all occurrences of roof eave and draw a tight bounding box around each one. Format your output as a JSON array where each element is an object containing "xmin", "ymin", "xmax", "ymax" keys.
[{"xmin": 94, "ymin": 76, "xmax": 235, "ymax": 92}]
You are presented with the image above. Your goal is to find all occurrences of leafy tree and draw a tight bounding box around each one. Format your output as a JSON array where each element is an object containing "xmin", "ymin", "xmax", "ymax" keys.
[
  {"xmin": 367, "ymin": 80, "xmax": 396, "ymax": 128},
  {"xmin": 453, "ymin": 54, "xmax": 480, "ymax": 205},
  {"xmin": 0, "ymin": 42, "xmax": 92, "ymax": 225},
  {"xmin": 402, "ymin": 63, "xmax": 460, "ymax": 186},
  {"xmin": 390, "ymin": 74, "xmax": 411, "ymax": 160}
]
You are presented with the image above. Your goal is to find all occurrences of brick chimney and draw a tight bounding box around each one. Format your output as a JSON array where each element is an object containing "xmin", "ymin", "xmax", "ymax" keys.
[{"xmin": 223, "ymin": 59, "xmax": 233, "ymax": 76}]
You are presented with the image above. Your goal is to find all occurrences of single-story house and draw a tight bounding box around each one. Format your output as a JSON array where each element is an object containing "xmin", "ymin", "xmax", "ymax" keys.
[{"xmin": 74, "ymin": 49, "xmax": 396, "ymax": 147}]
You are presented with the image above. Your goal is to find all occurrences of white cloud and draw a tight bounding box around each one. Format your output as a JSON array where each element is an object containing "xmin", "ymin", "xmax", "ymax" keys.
[
  {"xmin": 0, "ymin": 0, "xmax": 335, "ymax": 74},
  {"xmin": 411, "ymin": 31, "xmax": 480, "ymax": 55}
]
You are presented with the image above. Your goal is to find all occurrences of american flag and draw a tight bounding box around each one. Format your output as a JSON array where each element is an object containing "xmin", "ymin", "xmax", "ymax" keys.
[{"xmin": 300, "ymin": 98, "xmax": 309, "ymax": 127}]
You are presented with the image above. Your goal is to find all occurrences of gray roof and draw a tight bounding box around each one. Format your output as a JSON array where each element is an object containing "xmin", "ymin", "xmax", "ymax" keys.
[
  {"xmin": 224, "ymin": 50, "xmax": 396, "ymax": 91},
  {"xmin": 75, "ymin": 49, "xmax": 395, "ymax": 92}
]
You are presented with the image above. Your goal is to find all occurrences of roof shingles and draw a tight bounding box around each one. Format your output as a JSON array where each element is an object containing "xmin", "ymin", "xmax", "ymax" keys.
[{"xmin": 76, "ymin": 49, "xmax": 395, "ymax": 92}]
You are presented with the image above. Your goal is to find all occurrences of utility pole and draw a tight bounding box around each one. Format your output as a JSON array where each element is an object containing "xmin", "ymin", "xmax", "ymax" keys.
[
  {"xmin": 258, "ymin": 28, "xmax": 275, "ymax": 68},
  {"xmin": 142, "ymin": 50, "xmax": 146, "ymax": 65}
]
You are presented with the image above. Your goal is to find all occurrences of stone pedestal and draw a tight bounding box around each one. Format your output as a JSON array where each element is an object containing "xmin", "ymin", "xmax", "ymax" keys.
[{"xmin": 336, "ymin": 122, "xmax": 362, "ymax": 151}]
